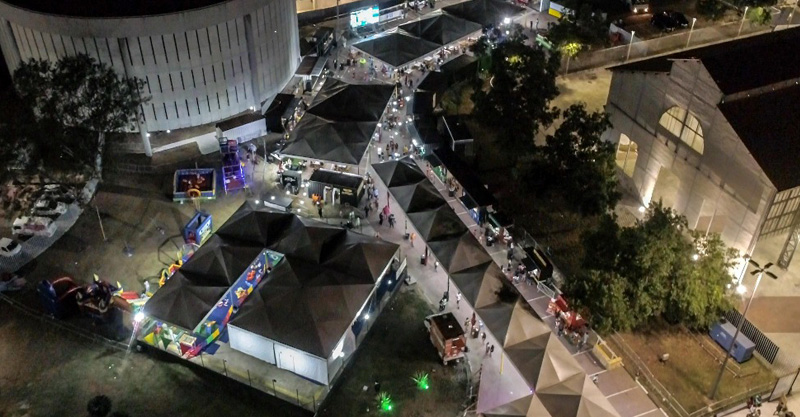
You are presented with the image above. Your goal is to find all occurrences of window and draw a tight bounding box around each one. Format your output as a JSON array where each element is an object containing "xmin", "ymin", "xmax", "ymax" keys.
[
  {"xmin": 658, "ymin": 106, "xmax": 704, "ymax": 154},
  {"xmin": 616, "ymin": 134, "xmax": 638, "ymax": 177}
]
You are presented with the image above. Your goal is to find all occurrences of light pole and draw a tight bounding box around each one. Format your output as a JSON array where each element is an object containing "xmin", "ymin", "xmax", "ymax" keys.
[
  {"xmin": 738, "ymin": 6, "xmax": 750, "ymax": 37},
  {"xmin": 709, "ymin": 259, "xmax": 777, "ymax": 399},
  {"xmin": 686, "ymin": 17, "xmax": 697, "ymax": 48},
  {"xmin": 626, "ymin": 31, "xmax": 636, "ymax": 61}
]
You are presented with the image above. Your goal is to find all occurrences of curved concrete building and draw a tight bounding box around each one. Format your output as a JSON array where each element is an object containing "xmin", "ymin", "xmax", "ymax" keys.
[{"xmin": 0, "ymin": 0, "xmax": 301, "ymax": 133}]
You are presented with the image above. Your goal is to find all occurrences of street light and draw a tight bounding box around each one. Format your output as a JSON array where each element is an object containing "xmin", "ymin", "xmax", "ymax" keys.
[
  {"xmin": 626, "ymin": 31, "xmax": 636, "ymax": 61},
  {"xmin": 709, "ymin": 259, "xmax": 777, "ymax": 399},
  {"xmin": 686, "ymin": 17, "xmax": 697, "ymax": 48},
  {"xmin": 738, "ymin": 6, "xmax": 750, "ymax": 37}
]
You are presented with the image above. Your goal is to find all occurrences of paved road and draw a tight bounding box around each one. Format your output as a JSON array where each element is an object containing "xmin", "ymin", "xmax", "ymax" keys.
[{"xmin": 0, "ymin": 203, "xmax": 83, "ymax": 274}]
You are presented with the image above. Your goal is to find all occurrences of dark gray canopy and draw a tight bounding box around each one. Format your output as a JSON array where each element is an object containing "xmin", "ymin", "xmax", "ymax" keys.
[
  {"xmin": 443, "ymin": 0, "xmax": 526, "ymax": 27},
  {"xmin": 372, "ymin": 158, "xmax": 428, "ymax": 188},
  {"xmin": 282, "ymin": 115, "xmax": 379, "ymax": 165},
  {"xmin": 391, "ymin": 181, "xmax": 446, "ymax": 213},
  {"xmin": 399, "ymin": 13, "xmax": 483, "ymax": 46},
  {"xmin": 354, "ymin": 32, "xmax": 441, "ymax": 67},
  {"xmin": 306, "ymin": 79, "xmax": 394, "ymax": 122},
  {"xmin": 143, "ymin": 271, "xmax": 229, "ymax": 331}
]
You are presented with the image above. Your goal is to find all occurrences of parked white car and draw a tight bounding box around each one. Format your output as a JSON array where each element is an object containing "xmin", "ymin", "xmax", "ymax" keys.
[
  {"xmin": 32, "ymin": 199, "xmax": 67, "ymax": 216},
  {"xmin": 0, "ymin": 238, "xmax": 21, "ymax": 257},
  {"xmin": 12, "ymin": 216, "xmax": 57, "ymax": 237}
]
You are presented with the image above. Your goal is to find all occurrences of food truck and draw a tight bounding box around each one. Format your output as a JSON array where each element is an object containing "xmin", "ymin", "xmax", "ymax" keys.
[{"xmin": 424, "ymin": 312, "xmax": 467, "ymax": 365}]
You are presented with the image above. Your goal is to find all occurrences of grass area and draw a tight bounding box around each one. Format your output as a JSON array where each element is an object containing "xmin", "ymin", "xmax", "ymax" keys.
[
  {"xmin": 319, "ymin": 287, "xmax": 468, "ymax": 417},
  {"xmin": 0, "ymin": 302, "xmax": 310, "ymax": 417},
  {"xmin": 610, "ymin": 327, "xmax": 776, "ymax": 415}
]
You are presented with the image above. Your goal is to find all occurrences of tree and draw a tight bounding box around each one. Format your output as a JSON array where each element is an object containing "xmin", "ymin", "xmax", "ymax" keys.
[
  {"xmin": 547, "ymin": 3, "xmax": 609, "ymax": 48},
  {"xmin": 747, "ymin": 7, "xmax": 772, "ymax": 25},
  {"xmin": 12, "ymin": 54, "xmax": 147, "ymax": 174},
  {"xmin": 471, "ymin": 39, "xmax": 560, "ymax": 162},
  {"xmin": 524, "ymin": 103, "xmax": 619, "ymax": 215},
  {"xmin": 565, "ymin": 201, "xmax": 737, "ymax": 332},
  {"xmin": 697, "ymin": 0, "xmax": 728, "ymax": 20}
]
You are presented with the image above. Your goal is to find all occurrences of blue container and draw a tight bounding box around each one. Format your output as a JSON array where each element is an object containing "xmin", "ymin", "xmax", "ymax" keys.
[{"xmin": 709, "ymin": 321, "xmax": 756, "ymax": 363}]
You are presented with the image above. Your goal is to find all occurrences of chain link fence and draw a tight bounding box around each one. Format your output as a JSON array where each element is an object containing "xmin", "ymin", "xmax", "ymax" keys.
[{"xmin": 563, "ymin": 19, "xmax": 773, "ymax": 74}]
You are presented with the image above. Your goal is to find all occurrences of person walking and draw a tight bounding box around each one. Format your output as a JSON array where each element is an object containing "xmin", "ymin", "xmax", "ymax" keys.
[
  {"xmin": 434, "ymin": 261, "xmax": 439, "ymax": 271},
  {"xmin": 364, "ymin": 204, "xmax": 371, "ymax": 218},
  {"xmin": 317, "ymin": 204, "xmax": 323, "ymax": 218},
  {"xmin": 481, "ymin": 332, "xmax": 486, "ymax": 343},
  {"xmin": 580, "ymin": 331, "xmax": 590, "ymax": 350},
  {"xmin": 489, "ymin": 345, "xmax": 495, "ymax": 357},
  {"xmin": 410, "ymin": 232, "xmax": 416, "ymax": 247},
  {"xmin": 485, "ymin": 342, "xmax": 490, "ymax": 356},
  {"xmin": 379, "ymin": 212, "xmax": 384, "ymax": 226},
  {"xmin": 456, "ymin": 292, "xmax": 462, "ymax": 309}
]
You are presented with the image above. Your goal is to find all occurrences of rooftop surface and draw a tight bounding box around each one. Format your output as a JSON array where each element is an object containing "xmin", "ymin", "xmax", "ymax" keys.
[
  {"xmin": 0, "ymin": 0, "xmax": 228, "ymax": 18},
  {"xmin": 719, "ymin": 84, "xmax": 800, "ymax": 191},
  {"xmin": 611, "ymin": 27, "xmax": 800, "ymax": 95}
]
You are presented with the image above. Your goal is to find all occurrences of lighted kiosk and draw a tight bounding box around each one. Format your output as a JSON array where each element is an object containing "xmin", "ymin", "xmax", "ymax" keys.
[
  {"xmin": 307, "ymin": 169, "xmax": 365, "ymax": 207},
  {"xmin": 139, "ymin": 202, "xmax": 402, "ymax": 392}
]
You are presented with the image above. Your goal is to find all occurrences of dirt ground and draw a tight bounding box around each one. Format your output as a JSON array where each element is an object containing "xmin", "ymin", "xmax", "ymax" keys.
[
  {"xmin": 0, "ymin": 303, "xmax": 311, "ymax": 417},
  {"xmin": 319, "ymin": 287, "xmax": 469, "ymax": 417},
  {"xmin": 612, "ymin": 328, "xmax": 776, "ymax": 414}
]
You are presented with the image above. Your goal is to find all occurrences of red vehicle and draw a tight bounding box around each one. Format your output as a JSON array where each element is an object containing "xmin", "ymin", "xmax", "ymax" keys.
[{"xmin": 424, "ymin": 312, "xmax": 467, "ymax": 365}]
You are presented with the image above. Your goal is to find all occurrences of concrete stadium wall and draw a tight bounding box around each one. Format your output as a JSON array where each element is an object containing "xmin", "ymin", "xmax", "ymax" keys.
[
  {"xmin": 604, "ymin": 60, "xmax": 776, "ymax": 255},
  {"xmin": 0, "ymin": 0, "xmax": 300, "ymax": 133}
]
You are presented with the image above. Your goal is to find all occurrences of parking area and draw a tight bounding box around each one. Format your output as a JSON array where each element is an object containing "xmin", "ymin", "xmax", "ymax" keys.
[{"xmin": 613, "ymin": 0, "xmax": 741, "ymax": 40}]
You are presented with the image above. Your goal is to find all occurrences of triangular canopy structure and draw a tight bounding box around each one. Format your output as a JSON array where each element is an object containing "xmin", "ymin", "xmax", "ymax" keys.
[
  {"xmin": 179, "ymin": 235, "xmax": 265, "ymax": 286},
  {"xmin": 372, "ymin": 157, "xmax": 428, "ymax": 188},
  {"xmin": 143, "ymin": 272, "xmax": 229, "ymax": 330},
  {"xmin": 443, "ymin": 0, "xmax": 526, "ymax": 27},
  {"xmin": 323, "ymin": 233, "xmax": 400, "ymax": 280},
  {"xmin": 476, "ymin": 300, "xmax": 516, "ymax": 344},
  {"xmin": 504, "ymin": 299, "xmax": 553, "ymax": 348},
  {"xmin": 449, "ymin": 261, "xmax": 494, "ymax": 306},
  {"xmin": 536, "ymin": 342, "xmax": 586, "ymax": 390},
  {"xmin": 271, "ymin": 218, "xmax": 346, "ymax": 263},
  {"xmin": 306, "ymin": 79, "xmax": 394, "ymax": 122},
  {"xmin": 391, "ymin": 181, "xmax": 446, "ymax": 213},
  {"xmin": 427, "ymin": 230, "xmax": 493, "ymax": 273},
  {"xmin": 576, "ymin": 378, "xmax": 621, "ymax": 417},
  {"xmin": 399, "ymin": 12, "xmax": 483, "ymax": 46},
  {"xmin": 407, "ymin": 205, "xmax": 467, "ymax": 242},
  {"xmin": 229, "ymin": 257, "xmax": 376, "ymax": 357},
  {"xmin": 354, "ymin": 31, "xmax": 441, "ymax": 67},
  {"xmin": 283, "ymin": 115, "xmax": 378, "ymax": 165},
  {"xmin": 215, "ymin": 202, "xmax": 297, "ymax": 246},
  {"xmin": 537, "ymin": 373, "xmax": 587, "ymax": 417}
]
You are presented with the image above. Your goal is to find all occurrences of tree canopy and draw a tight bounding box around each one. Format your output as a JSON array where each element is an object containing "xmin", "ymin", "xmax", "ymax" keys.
[
  {"xmin": 7, "ymin": 54, "xmax": 147, "ymax": 174},
  {"xmin": 546, "ymin": 3, "xmax": 609, "ymax": 48},
  {"xmin": 565, "ymin": 202, "xmax": 737, "ymax": 333},
  {"xmin": 524, "ymin": 103, "xmax": 619, "ymax": 215},
  {"xmin": 471, "ymin": 37, "xmax": 561, "ymax": 160}
]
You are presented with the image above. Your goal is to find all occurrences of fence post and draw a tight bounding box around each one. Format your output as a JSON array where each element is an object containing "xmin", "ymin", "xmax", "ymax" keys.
[
  {"xmin": 296, "ymin": 388, "xmax": 301, "ymax": 405},
  {"xmin": 272, "ymin": 379, "xmax": 277, "ymax": 396},
  {"xmin": 247, "ymin": 369, "xmax": 252, "ymax": 387},
  {"xmin": 200, "ymin": 353, "xmax": 205, "ymax": 367},
  {"xmin": 223, "ymin": 359, "xmax": 228, "ymax": 376}
]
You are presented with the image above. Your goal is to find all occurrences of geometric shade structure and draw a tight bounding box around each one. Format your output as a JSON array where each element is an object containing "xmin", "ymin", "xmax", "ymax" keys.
[
  {"xmin": 399, "ymin": 12, "xmax": 482, "ymax": 46},
  {"xmin": 443, "ymin": 0, "xmax": 526, "ymax": 27},
  {"xmin": 354, "ymin": 31, "xmax": 441, "ymax": 67}
]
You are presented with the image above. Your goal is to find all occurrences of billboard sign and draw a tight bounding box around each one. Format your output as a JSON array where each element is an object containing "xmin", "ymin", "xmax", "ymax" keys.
[{"xmin": 350, "ymin": 6, "xmax": 379, "ymax": 27}]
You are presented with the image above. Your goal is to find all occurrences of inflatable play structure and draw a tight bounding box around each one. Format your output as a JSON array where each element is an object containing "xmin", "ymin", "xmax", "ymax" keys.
[
  {"xmin": 37, "ymin": 276, "xmax": 132, "ymax": 321},
  {"xmin": 183, "ymin": 211, "xmax": 212, "ymax": 246},
  {"xmin": 220, "ymin": 139, "xmax": 247, "ymax": 194},
  {"xmin": 173, "ymin": 168, "xmax": 217, "ymax": 203}
]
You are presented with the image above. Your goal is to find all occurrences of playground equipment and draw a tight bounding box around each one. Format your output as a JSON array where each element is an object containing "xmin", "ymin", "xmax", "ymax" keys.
[
  {"xmin": 37, "ymin": 276, "xmax": 81, "ymax": 318},
  {"xmin": 220, "ymin": 138, "xmax": 247, "ymax": 194},
  {"xmin": 159, "ymin": 244, "xmax": 197, "ymax": 287},
  {"xmin": 183, "ymin": 211, "xmax": 212, "ymax": 245},
  {"xmin": 173, "ymin": 168, "xmax": 217, "ymax": 203},
  {"xmin": 75, "ymin": 278, "xmax": 132, "ymax": 321}
]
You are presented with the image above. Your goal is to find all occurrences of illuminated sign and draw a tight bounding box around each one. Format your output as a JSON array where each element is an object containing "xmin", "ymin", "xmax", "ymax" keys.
[{"xmin": 350, "ymin": 6, "xmax": 379, "ymax": 27}]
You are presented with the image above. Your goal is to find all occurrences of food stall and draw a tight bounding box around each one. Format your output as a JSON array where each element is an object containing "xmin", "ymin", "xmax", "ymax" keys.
[{"xmin": 307, "ymin": 169, "xmax": 365, "ymax": 207}]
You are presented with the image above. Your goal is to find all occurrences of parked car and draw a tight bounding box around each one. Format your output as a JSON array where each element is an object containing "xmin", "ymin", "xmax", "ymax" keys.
[
  {"xmin": 32, "ymin": 199, "xmax": 67, "ymax": 216},
  {"xmin": 0, "ymin": 237, "xmax": 21, "ymax": 257},
  {"xmin": 41, "ymin": 184, "xmax": 76, "ymax": 204},
  {"xmin": 651, "ymin": 11, "xmax": 678, "ymax": 32},
  {"xmin": 12, "ymin": 216, "xmax": 57, "ymax": 237},
  {"xmin": 627, "ymin": 0, "xmax": 649, "ymax": 13},
  {"xmin": 668, "ymin": 11, "xmax": 690, "ymax": 28}
]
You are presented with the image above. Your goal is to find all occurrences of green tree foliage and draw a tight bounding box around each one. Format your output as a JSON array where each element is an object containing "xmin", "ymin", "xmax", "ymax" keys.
[
  {"xmin": 747, "ymin": 7, "xmax": 772, "ymax": 25},
  {"xmin": 697, "ymin": 0, "xmax": 728, "ymax": 20},
  {"xmin": 524, "ymin": 104, "xmax": 619, "ymax": 215},
  {"xmin": 9, "ymin": 54, "xmax": 147, "ymax": 173},
  {"xmin": 565, "ymin": 202, "xmax": 737, "ymax": 333},
  {"xmin": 547, "ymin": 3, "xmax": 609, "ymax": 48},
  {"xmin": 471, "ymin": 38, "xmax": 560, "ymax": 160}
]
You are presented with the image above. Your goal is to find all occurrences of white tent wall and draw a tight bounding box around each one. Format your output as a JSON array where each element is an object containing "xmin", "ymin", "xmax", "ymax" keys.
[
  {"xmin": 218, "ymin": 118, "xmax": 268, "ymax": 144},
  {"xmin": 274, "ymin": 342, "xmax": 329, "ymax": 384},
  {"xmin": 228, "ymin": 325, "xmax": 277, "ymax": 365}
]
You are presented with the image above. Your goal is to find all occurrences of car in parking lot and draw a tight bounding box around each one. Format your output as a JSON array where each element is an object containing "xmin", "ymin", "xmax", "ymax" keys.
[
  {"xmin": 627, "ymin": 0, "xmax": 649, "ymax": 13},
  {"xmin": 0, "ymin": 238, "xmax": 21, "ymax": 257},
  {"xmin": 668, "ymin": 11, "xmax": 690, "ymax": 28},
  {"xmin": 32, "ymin": 199, "xmax": 67, "ymax": 216},
  {"xmin": 651, "ymin": 11, "xmax": 678, "ymax": 32},
  {"xmin": 41, "ymin": 184, "xmax": 76, "ymax": 204}
]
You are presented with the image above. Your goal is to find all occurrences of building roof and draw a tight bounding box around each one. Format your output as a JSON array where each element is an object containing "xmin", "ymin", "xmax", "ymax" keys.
[
  {"xmin": 145, "ymin": 202, "xmax": 399, "ymax": 357},
  {"xmin": 308, "ymin": 169, "xmax": 365, "ymax": 190},
  {"xmin": 432, "ymin": 146, "xmax": 497, "ymax": 207},
  {"xmin": 719, "ymin": 84, "xmax": 800, "ymax": 191},
  {"xmin": 611, "ymin": 27, "xmax": 800, "ymax": 95},
  {"xmin": 0, "ymin": 0, "xmax": 226, "ymax": 17},
  {"xmin": 216, "ymin": 111, "xmax": 264, "ymax": 132},
  {"xmin": 399, "ymin": 12, "xmax": 483, "ymax": 46},
  {"xmin": 430, "ymin": 312, "xmax": 465, "ymax": 340},
  {"xmin": 354, "ymin": 32, "xmax": 442, "ymax": 68}
]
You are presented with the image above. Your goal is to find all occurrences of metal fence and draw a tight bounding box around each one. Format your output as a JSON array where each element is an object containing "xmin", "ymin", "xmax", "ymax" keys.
[
  {"xmin": 562, "ymin": 18, "xmax": 772, "ymax": 74},
  {"xmin": 724, "ymin": 310, "xmax": 781, "ymax": 364}
]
